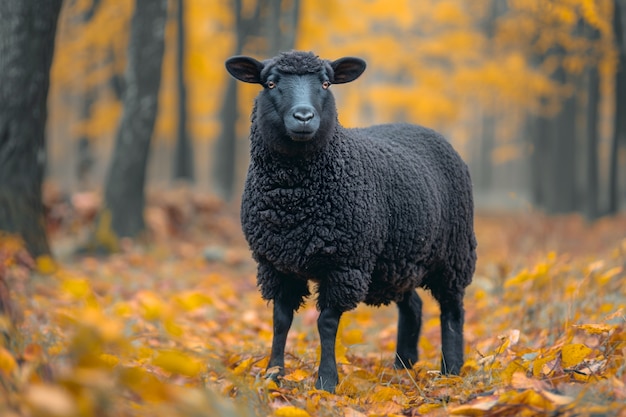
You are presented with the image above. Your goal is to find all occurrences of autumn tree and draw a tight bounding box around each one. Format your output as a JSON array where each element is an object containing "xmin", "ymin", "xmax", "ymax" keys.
[
  {"xmin": 609, "ymin": 0, "xmax": 626, "ymax": 215},
  {"xmin": 0, "ymin": 0, "xmax": 63, "ymax": 257},
  {"xmin": 102, "ymin": 0, "xmax": 167, "ymax": 239}
]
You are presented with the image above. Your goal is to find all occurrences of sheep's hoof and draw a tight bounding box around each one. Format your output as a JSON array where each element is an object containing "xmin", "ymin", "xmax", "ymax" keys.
[
  {"xmin": 393, "ymin": 355, "xmax": 417, "ymax": 370},
  {"xmin": 265, "ymin": 366, "xmax": 283, "ymax": 384},
  {"xmin": 315, "ymin": 375, "xmax": 338, "ymax": 393}
]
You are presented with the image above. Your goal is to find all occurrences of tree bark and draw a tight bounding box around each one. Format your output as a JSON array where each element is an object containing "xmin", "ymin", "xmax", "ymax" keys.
[
  {"xmin": 173, "ymin": 0, "xmax": 194, "ymax": 182},
  {"xmin": 609, "ymin": 0, "xmax": 626, "ymax": 215},
  {"xmin": 103, "ymin": 0, "xmax": 167, "ymax": 238},
  {"xmin": 213, "ymin": 0, "xmax": 260, "ymax": 201},
  {"xmin": 0, "ymin": 0, "xmax": 63, "ymax": 257},
  {"xmin": 213, "ymin": 0, "xmax": 300, "ymax": 201},
  {"xmin": 584, "ymin": 65, "xmax": 600, "ymax": 220}
]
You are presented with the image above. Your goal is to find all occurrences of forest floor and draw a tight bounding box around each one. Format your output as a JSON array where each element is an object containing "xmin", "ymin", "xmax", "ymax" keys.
[{"xmin": 1, "ymin": 189, "xmax": 625, "ymax": 417}]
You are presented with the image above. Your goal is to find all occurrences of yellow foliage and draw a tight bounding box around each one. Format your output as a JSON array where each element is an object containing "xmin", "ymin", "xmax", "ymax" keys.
[
  {"xmin": 152, "ymin": 349, "xmax": 204, "ymax": 378},
  {"xmin": 136, "ymin": 290, "xmax": 168, "ymax": 321},
  {"xmin": 0, "ymin": 347, "xmax": 17, "ymax": 375},
  {"xmin": 274, "ymin": 405, "xmax": 311, "ymax": 417},
  {"xmin": 561, "ymin": 343, "xmax": 592, "ymax": 368},
  {"xmin": 283, "ymin": 369, "xmax": 309, "ymax": 382},
  {"xmin": 36, "ymin": 255, "xmax": 58, "ymax": 275}
]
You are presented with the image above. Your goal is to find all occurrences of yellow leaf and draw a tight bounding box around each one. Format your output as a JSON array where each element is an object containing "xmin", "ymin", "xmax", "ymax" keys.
[
  {"xmin": 61, "ymin": 278, "xmax": 91, "ymax": 298},
  {"xmin": 232, "ymin": 357, "xmax": 254, "ymax": 376},
  {"xmin": 274, "ymin": 405, "xmax": 311, "ymax": 417},
  {"xmin": 505, "ymin": 389, "xmax": 555, "ymax": 410},
  {"xmin": 561, "ymin": 344, "xmax": 592, "ymax": 368},
  {"xmin": 118, "ymin": 366, "xmax": 171, "ymax": 402},
  {"xmin": 99, "ymin": 353, "xmax": 119, "ymax": 368},
  {"xmin": 35, "ymin": 255, "xmax": 57, "ymax": 275},
  {"xmin": 163, "ymin": 318, "xmax": 184, "ymax": 337},
  {"xmin": 504, "ymin": 269, "xmax": 530, "ymax": 287},
  {"xmin": 136, "ymin": 291, "xmax": 166, "ymax": 321},
  {"xmin": 574, "ymin": 324, "xmax": 615, "ymax": 335},
  {"xmin": 175, "ymin": 291, "xmax": 213, "ymax": 311},
  {"xmin": 501, "ymin": 362, "xmax": 527, "ymax": 384},
  {"xmin": 367, "ymin": 386, "xmax": 406, "ymax": 404},
  {"xmin": 112, "ymin": 301, "xmax": 133, "ymax": 317},
  {"xmin": 532, "ymin": 354, "xmax": 557, "ymax": 377},
  {"xmin": 153, "ymin": 350, "xmax": 203, "ymax": 377},
  {"xmin": 283, "ymin": 369, "xmax": 309, "ymax": 382},
  {"xmin": 343, "ymin": 329, "xmax": 364, "ymax": 345},
  {"xmin": 0, "ymin": 347, "xmax": 17, "ymax": 375},
  {"xmin": 450, "ymin": 397, "xmax": 499, "ymax": 415}
]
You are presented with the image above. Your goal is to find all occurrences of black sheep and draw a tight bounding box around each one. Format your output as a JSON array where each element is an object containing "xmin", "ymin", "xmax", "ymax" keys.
[{"xmin": 225, "ymin": 51, "xmax": 477, "ymax": 392}]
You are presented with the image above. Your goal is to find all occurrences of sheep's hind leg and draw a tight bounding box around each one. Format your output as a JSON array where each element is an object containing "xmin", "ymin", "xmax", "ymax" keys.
[
  {"xmin": 394, "ymin": 290, "xmax": 422, "ymax": 369},
  {"xmin": 436, "ymin": 293, "xmax": 464, "ymax": 375},
  {"xmin": 315, "ymin": 307, "xmax": 342, "ymax": 392}
]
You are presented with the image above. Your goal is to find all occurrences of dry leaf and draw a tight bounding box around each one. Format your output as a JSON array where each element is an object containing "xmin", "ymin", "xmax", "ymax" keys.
[{"xmin": 274, "ymin": 405, "xmax": 311, "ymax": 417}]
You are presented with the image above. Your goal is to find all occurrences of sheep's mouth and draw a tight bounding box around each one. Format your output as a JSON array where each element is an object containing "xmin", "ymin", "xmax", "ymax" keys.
[{"xmin": 288, "ymin": 130, "xmax": 316, "ymax": 142}]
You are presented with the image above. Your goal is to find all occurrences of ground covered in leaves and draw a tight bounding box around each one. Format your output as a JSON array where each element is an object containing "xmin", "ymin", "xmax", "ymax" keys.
[{"xmin": 1, "ymin": 193, "xmax": 625, "ymax": 417}]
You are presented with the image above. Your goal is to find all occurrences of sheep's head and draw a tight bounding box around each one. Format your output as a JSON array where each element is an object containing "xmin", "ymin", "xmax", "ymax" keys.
[{"xmin": 225, "ymin": 51, "xmax": 366, "ymax": 155}]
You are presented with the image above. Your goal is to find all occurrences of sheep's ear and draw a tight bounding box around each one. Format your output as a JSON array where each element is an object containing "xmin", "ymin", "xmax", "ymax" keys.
[
  {"xmin": 331, "ymin": 57, "xmax": 366, "ymax": 84},
  {"xmin": 225, "ymin": 56, "xmax": 264, "ymax": 84}
]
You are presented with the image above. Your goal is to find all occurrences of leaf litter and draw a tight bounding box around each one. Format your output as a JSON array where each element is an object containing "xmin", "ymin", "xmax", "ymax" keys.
[{"xmin": 1, "ymin": 202, "xmax": 626, "ymax": 417}]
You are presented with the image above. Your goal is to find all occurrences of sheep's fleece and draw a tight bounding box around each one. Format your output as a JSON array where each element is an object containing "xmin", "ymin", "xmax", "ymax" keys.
[{"xmin": 241, "ymin": 54, "xmax": 476, "ymax": 310}]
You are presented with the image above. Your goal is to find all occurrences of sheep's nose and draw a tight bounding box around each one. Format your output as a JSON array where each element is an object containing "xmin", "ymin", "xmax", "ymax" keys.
[{"xmin": 293, "ymin": 108, "xmax": 314, "ymax": 123}]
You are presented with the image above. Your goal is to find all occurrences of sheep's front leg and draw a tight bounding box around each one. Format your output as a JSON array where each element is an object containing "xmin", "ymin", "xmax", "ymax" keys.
[
  {"xmin": 438, "ymin": 295, "xmax": 464, "ymax": 375},
  {"xmin": 315, "ymin": 307, "xmax": 342, "ymax": 392},
  {"xmin": 314, "ymin": 268, "xmax": 368, "ymax": 392},
  {"xmin": 266, "ymin": 299, "xmax": 294, "ymax": 382},
  {"xmin": 394, "ymin": 290, "xmax": 422, "ymax": 369},
  {"xmin": 257, "ymin": 262, "xmax": 310, "ymax": 382}
]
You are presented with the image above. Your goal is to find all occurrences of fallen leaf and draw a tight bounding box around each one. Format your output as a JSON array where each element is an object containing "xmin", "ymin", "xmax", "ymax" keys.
[
  {"xmin": 24, "ymin": 384, "xmax": 77, "ymax": 416},
  {"xmin": 450, "ymin": 396, "xmax": 499, "ymax": 415},
  {"xmin": 0, "ymin": 347, "xmax": 17, "ymax": 375},
  {"xmin": 274, "ymin": 405, "xmax": 311, "ymax": 417},
  {"xmin": 152, "ymin": 350, "xmax": 203, "ymax": 377},
  {"xmin": 561, "ymin": 343, "xmax": 592, "ymax": 368},
  {"xmin": 284, "ymin": 369, "xmax": 309, "ymax": 382},
  {"xmin": 574, "ymin": 324, "xmax": 615, "ymax": 335}
]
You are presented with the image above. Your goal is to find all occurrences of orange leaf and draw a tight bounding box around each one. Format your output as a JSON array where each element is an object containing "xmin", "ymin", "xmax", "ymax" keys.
[
  {"xmin": 450, "ymin": 397, "xmax": 499, "ymax": 415},
  {"xmin": 283, "ymin": 369, "xmax": 309, "ymax": 382},
  {"xmin": 0, "ymin": 347, "xmax": 17, "ymax": 375}
]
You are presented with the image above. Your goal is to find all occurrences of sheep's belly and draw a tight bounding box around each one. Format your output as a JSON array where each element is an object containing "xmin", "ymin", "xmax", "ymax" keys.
[{"xmin": 364, "ymin": 258, "xmax": 430, "ymax": 305}]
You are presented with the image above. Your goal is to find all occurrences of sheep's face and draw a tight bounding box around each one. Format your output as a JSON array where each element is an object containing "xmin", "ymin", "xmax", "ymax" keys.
[{"xmin": 226, "ymin": 51, "xmax": 366, "ymax": 154}]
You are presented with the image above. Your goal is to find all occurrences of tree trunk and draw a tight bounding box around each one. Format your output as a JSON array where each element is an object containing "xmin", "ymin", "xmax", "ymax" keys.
[
  {"xmin": 102, "ymin": 0, "xmax": 167, "ymax": 239},
  {"xmin": 584, "ymin": 65, "xmax": 600, "ymax": 220},
  {"xmin": 173, "ymin": 0, "xmax": 194, "ymax": 182},
  {"xmin": 0, "ymin": 0, "xmax": 63, "ymax": 257},
  {"xmin": 213, "ymin": 0, "xmax": 259, "ymax": 201},
  {"xmin": 609, "ymin": 0, "xmax": 626, "ymax": 215},
  {"xmin": 213, "ymin": 0, "xmax": 300, "ymax": 201}
]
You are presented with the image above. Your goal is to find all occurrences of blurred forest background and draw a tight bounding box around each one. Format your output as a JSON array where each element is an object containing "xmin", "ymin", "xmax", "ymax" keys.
[{"xmin": 1, "ymin": 0, "xmax": 626, "ymax": 256}]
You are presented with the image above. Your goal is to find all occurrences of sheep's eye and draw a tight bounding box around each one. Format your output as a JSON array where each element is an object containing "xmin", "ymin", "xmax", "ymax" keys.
[
  {"xmin": 322, "ymin": 80, "xmax": 331, "ymax": 90},
  {"xmin": 267, "ymin": 81, "xmax": 276, "ymax": 89}
]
